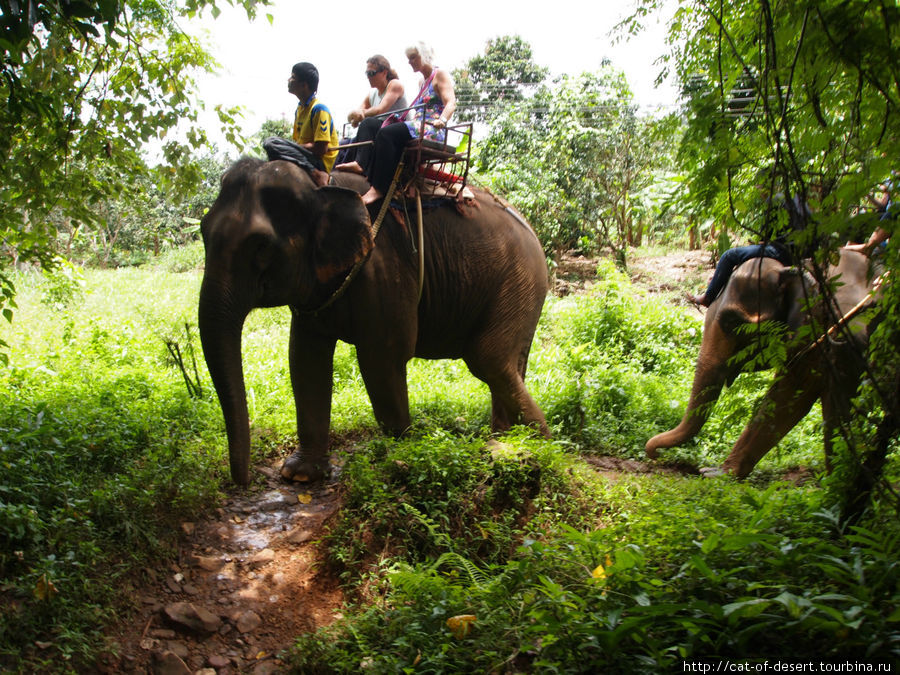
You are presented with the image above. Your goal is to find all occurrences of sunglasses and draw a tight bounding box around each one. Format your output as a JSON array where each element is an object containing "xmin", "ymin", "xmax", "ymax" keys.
[{"xmin": 365, "ymin": 68, "xmax": 383, "ymax": 77}]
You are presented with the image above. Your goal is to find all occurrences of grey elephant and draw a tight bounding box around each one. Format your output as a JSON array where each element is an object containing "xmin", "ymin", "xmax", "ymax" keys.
[
  {"xmin": 198, "ymin": 159, "xmax": 549, "ymax": 486},
  {"xmin": 646, "ymin": 249, "xmax": 880, "ymax": 477}
]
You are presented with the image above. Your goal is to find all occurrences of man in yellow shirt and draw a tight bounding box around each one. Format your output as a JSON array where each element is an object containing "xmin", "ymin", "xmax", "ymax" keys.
[{"xmin": 288, "ymin": 62, "xmax": 339, "ymax": 186}]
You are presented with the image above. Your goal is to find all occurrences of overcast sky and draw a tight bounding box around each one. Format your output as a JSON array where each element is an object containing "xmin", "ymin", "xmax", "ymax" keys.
[{"xmin": 189, "ymin": 0, "xmax": 679, "ymax": 148}]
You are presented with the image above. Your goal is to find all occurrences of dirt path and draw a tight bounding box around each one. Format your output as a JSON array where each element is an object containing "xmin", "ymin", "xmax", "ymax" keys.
[
  {"xmin": 554, "ymin": 249, "xmax": 712, "ymax": 297},
  {"xmin": 108, "ymin": 454, "xmax": 705, "ymax": 674},
  {"xmin": 107, "ymin": 458, "xmax": 345, "ymax": 674}
]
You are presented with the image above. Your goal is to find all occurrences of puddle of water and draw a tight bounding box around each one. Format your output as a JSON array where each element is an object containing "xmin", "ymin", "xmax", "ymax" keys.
[
  {"xmin": 231, "ymin": 528, "xmax": 271, "ymax": 550},
  {"xmin": 225, "ymin": 475, "xmax": 339, "ymax": 550},
  {"xmin": 228, "ymin": 495, "xmax": 312, "ymax": 550}
]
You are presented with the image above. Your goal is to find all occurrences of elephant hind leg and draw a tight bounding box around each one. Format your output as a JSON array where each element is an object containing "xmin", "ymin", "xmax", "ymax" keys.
[
  {"xmin": 820, "ymin": 365, "xmax": 863, "ymax": 474},
  {"xmin": 466, "ymin": 349, "xmax": 549, "ymax": 438},
  {"xmin": 722, "ymin": 370, "xmax": 822, "ymax": 478}
]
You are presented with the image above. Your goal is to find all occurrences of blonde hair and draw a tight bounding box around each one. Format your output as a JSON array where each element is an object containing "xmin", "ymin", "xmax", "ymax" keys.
[{"xmin": 405, "ymin": 41, "xmax": 434, "ymax": 66}]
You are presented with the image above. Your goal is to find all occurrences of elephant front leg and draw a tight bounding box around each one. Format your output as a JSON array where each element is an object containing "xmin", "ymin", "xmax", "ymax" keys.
[
  {"xmin": 356, "ymin": 344, "xmax": 412, "ymax": 436},
  {"xmin": 646, "ymin": 360, "xmax": 727, "ymax": 459},
  {"xmin": 280, "ymin": 326, "xmax": 337, "ymax": 483},
  {"xmin": 721, "ymin": 368, "xmax": 823, "ymax": 478}
]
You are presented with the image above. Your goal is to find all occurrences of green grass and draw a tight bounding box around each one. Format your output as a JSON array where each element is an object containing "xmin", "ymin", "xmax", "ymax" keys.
[
  {"xmin": 1, "ymin": 259, "xmax": 895, "ymax": 672},
  {"xmin": 291, "ymin": 466, "xmax": 900, "ymax": 672}
]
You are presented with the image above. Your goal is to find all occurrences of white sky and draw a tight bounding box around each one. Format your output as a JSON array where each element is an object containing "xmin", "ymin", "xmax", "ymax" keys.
[{"xmin": 188, "ymin": 0, "xmax": 679, "ymax": 149}]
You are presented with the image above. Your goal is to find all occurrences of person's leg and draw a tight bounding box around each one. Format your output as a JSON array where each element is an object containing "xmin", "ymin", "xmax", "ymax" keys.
[
  {"xmin": 335, "ymin": 137, "xmax": 357, "ymax": 166},
  {"xmin": 760, "ymin": 242, "xmax": 792, "ymax": 266},
  {"xmin": 354, "ymin": 117, "xmax": 382, "ymax": 172},
  {"xmin": 336, "ymin": 118, "xmax": 384, "ymax": 173},
  {"xmin": 690, "ymin": 244, "xmax": 767, "ymax": 306},
  {"xmin": 363, "ymin": 123, "xmax": 413, "ymax": 203}
]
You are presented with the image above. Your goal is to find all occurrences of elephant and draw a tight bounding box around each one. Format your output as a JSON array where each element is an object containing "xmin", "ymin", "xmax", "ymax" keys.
[
  {"xmin": 198, "ymin": 157, "xmax": 549, "ymax": 486},
  {"xmin": 646, "ymin": 249, "xmax": 880, "ymax": 478}
]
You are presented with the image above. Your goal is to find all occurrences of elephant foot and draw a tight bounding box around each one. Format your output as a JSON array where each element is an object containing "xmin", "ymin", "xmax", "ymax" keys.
[
  {"xmin": 280, "ymin": 451, "xmax": 330, "ymax": 483},
  {"xmin": 699, "ymin": 466, "xmax": 726, "ymax": 478}
]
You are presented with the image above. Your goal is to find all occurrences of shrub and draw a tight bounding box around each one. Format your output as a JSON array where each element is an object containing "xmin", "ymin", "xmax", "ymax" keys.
[{"xmin": 291, "ymin": 477, "xmax": 900, "ymax": 672}]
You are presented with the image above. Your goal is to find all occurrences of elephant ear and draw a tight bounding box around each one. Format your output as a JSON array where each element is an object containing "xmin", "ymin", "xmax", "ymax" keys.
[
  {"xmin": 312, "ymin": 186, "xmax": 374, "ymax": 285},
  {"xmin": 779, "ymin": 266, "xmax": 814, "ymax": 331},
  {"xmin": 258, "ymin": 163, "xmax": 319, "ymax": 238}
]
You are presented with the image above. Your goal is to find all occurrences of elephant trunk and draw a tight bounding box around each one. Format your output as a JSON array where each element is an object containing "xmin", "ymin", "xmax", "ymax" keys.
[
  {"xmin": 646, "ymin": 346, "xmax": 730, "ymax": 458},
  {"xmin": 198, "ymin": 278, "xmax": 252, "ymax": 486}
]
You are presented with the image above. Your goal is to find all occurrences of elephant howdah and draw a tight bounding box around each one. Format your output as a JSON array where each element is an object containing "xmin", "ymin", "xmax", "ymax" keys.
[
  {"xmin": 198, "ymin": 158, "xmax": 549, "ymax": 486},
  {"xmin": 646, "ymin": 250, "xmax": 880, "ymax": 478}
]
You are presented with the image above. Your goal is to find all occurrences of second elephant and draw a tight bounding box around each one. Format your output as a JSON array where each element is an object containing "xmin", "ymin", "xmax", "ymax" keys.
[{"xmin": 646, "ymin": 250, "xmax": 879, "ymax": 477}]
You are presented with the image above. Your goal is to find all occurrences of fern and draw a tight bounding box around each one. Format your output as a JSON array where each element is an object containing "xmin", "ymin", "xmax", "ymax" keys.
[{"xmin": 400, "ymin": 502, "xmax": 454, "ymax": 550}]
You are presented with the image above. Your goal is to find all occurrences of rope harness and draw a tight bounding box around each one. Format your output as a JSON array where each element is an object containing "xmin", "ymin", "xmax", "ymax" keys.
[{"xmin": 788, "ymin": 272, "xmax": 886, "ymax": 365}]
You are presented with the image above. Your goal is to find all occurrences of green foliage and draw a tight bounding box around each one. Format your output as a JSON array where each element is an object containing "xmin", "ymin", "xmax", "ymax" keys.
[
  {"xmin": 246, "ymin": 117, "xmax": 294, "ymax": 156},
  {"xmin": 533, "ymin": 262, "xmax": 701, "ymax": 454},
  {"xmin": 476, "ymin": 65, "xmax": 681, "ymax": 260},
  {"xmin": 0, "ymin": 268, "xmax": 226, "ymax": 670},
  {"xmin": 153, "ymin": 241, "xmax": 206, "ymax": 273},
  {"xmin": 621, "ymin": 0, "xmax": 900, "ymax": 519},
  {"xmin": 292, "ymin": 475, "xmax": 900, "ymax": 672},
  {"xmin": 59, "ymin": 153, "xmax": 229, "ymax": 268},
  {"xmin": 0, "ymin": 0, "xmax": 267, "ymax": 325},
  {"xmin": 324, "ymin": 430, "xmax": 604, "ymax": 582},
  {"xmin": 0, "ymin": 253, "xmax": 892, "ymax": 670}
]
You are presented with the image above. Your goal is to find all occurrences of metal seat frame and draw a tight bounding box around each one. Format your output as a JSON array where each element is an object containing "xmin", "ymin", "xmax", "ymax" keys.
[{"xmin": 334, "ymin": 104, "xmax": 473, "ymax": 192}]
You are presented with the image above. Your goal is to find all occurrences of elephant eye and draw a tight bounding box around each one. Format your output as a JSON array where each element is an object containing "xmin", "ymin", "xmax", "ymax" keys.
[
  {"xmin": 718, "ymin": 310, "xmax": 744, "ymax": 335},
  {"xmin": 242, "ymin": 233, "xmax": 273, "ymax": 270}
]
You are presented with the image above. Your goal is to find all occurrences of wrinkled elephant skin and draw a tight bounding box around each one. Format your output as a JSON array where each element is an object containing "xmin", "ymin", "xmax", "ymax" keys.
[
  {"xmin": 198, "ymin": 159, "xmax": 549, "ymax": 485},
  {"xmin": 646, "ymin": 250, "xmax": 878, "ymax": 478}
]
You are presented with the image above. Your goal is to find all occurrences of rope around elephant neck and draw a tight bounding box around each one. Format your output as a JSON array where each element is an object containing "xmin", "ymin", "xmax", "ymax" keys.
[
  {"xmin": 415, "ymin": 190, "xmax": 425, "ymax": 302},
  {"xmin": 787, "ymin": 274, "xmax": 884, "ymax": 366},
  {"xmin": 301, "ymin": 161, "xmax": 405, "ymax": 316}
]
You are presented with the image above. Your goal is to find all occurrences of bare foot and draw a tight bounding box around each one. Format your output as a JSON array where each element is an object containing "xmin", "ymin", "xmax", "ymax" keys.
[
  {"xmin": 334, "ymin": 161, "xmax": 364, "ymax": 174},
  {"xmin": 685, "ymin": 291, "xmax": 708, "ymax": 307},
  {"xmin": 361, "ymin": 187, "xmax": 383, "ymax": 205}
]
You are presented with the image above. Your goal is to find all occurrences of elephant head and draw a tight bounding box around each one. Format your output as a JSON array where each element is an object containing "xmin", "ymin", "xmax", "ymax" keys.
[
  {"xmin": 198, "ymin": 158, "xmax": 373, "ymax": 485},
  {"xmin": 646, "ymin": 257, "xmax": 807, "ymax": 460}
]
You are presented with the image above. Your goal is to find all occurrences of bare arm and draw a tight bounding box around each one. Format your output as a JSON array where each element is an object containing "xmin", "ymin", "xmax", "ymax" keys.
[
  {"xmin": 844, "ymin": 226, "xmax": 889, "ymax": 255},
  {"xmin": 310, "ymin": 140, "xmax": 329, "ymax": 159},
  {"xmin": 431, "ymin": 69, "xmax": 456, "ymax": 128},
  {"xmin": 348, "ymin": 91, "xmax": 375, "ymax": 126},
  {"xmin": 365, "ymin": 80, "xmax": 405, "ymax": 118},
  {"xmin": 867, "ymin": 183, "xmax": 890, "ymax": 211}
]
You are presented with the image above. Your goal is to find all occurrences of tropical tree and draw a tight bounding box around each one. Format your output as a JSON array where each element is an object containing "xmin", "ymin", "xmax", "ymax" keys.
[
  {"xmin": 477, "ymin": 62, "xmax": 674, "ymax": 264},
  {"xmin": 624, "ymin": 0, "xmax": 899, "ymax": 518},
  {"xmin": 453, "ymin": 35, "xmax": 548, "ymax": 122},
  {"xmin": 0, "ymin": 0, "xmax": 268, "ymax": 356}
]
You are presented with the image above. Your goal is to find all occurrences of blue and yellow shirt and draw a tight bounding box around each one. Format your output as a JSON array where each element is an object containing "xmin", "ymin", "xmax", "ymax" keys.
[{"xmin": 293, "ymin": 95, "xmax": 339, "ymax": 172}]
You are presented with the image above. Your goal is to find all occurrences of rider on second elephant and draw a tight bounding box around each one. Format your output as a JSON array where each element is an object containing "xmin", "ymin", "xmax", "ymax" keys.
[{"xmin": 687, "ymin": 173, "xmax": 817, "ymax": 307}]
